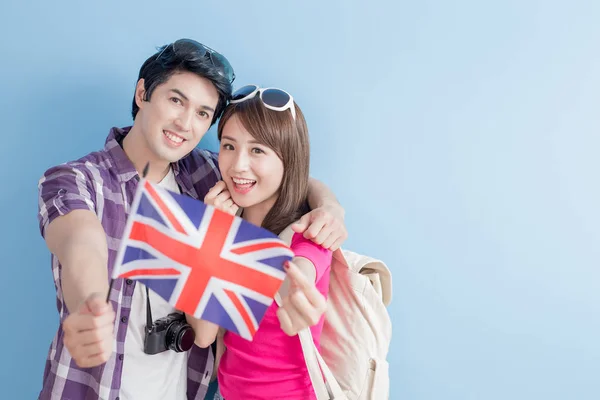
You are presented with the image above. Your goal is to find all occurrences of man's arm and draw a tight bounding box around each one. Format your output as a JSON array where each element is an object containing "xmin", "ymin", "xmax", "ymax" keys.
[
  {"xmin": 293, "ymin": 178, "xmax": 348, "ymax": 250},
  {"xmin": 45, "ymin": 210, "xmax": 116, "ymax": 368},
  {"xmin": 45, "ymin": 210, "xmax": 109, "ymax": 312},
  {"xmin": 306, "ymin": 178, "xmax": 342, "ymax": 211},
  {"xmin": 38, "ymin": 165, "xmax": 115, "ymax": 368}
]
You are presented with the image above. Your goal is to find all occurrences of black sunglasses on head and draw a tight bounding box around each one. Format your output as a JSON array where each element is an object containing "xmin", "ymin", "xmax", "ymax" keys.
[{"xmin": 157, "ymin": 39, "xmax": 235, "ymax": 84}]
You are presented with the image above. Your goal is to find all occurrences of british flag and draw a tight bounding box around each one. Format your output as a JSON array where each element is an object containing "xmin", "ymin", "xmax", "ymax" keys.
[{"xmin": 112, "ymin": 179, "xmax": 294, "ymax": 340}]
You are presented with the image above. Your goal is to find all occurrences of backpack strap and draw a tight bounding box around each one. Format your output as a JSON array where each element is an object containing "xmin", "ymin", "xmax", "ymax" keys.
[
  {"xmin": 337, "ymin": 249, "xmax": 393, "ymax": 306},
  {"xmin": 276, "ymin": 224, "xmax": 347, "ymax": 399},
  {"xmin": 275, "ymin": 293, "xmax": 347, "ymax": 400}
]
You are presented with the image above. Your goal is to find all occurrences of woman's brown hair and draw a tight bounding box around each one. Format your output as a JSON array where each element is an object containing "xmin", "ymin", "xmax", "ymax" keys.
[{"xmin": 217, "ymin": 95, "xmax": 310, "ymax": 235}]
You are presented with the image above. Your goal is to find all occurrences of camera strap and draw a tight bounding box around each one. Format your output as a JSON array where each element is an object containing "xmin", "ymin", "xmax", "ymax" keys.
[{"xmin": 145, "ymin": 285, "xmax": 153, "ymax": 332}]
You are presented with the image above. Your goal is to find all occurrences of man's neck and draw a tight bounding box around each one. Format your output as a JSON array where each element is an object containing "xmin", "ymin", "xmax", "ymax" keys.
[{"xmin": 122, "ymin": 124, "xmax": 170, "ymax": 183}]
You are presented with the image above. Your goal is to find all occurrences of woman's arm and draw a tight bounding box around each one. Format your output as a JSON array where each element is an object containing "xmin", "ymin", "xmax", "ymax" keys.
[
  {"xmin": 277, "ymin": 256, "xmax": 316, "ymax": 299},
  {"xmin": 276, "ymin": 258, "xmax": 327, "ymax": 336},
  {"xmin": 185, "ymin": 315, "xmax": 220, "ymax": 348}
]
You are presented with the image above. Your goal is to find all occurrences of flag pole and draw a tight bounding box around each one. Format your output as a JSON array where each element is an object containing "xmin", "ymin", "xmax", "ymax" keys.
[{"xmin": 106, "ymin": 162, "xmax": 150, "ymax": 303}]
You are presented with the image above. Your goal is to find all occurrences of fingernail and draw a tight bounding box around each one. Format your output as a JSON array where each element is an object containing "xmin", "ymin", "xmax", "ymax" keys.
[{"xmin": 283, "ymin": 261, "xmax": 290, "ymax": 270}]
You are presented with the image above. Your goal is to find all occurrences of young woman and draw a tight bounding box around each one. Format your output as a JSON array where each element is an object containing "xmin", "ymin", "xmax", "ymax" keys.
[{"xmin": 189, "ymin": 84, "xmax": 332, "ymax": 400}]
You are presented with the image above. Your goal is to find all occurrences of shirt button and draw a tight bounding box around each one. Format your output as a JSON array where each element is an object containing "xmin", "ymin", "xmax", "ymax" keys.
[
  {"xmin": 121, "ymin": 316, "xmax": 128, "ymax": 323},
  {"xmin": 118, "ymin": 354, "xmax": 124, "ymax": 361},
  {"xmin": 126, "ymin": 279, "xmax": 133, "ymax": 285},
  {"xmin": 115, "ymin": 397, "xmax": 120, "ymax": 400}
]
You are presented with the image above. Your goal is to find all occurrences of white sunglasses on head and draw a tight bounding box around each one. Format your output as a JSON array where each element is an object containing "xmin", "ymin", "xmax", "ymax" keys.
[{"xmin": 230, "ymin": 84, "xmax": 296, "ymax": 120}]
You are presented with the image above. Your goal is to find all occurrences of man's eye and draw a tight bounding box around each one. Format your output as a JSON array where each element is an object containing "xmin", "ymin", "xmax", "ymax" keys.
[{"xmin": 170, "ymin": 97, "xmax": 182, "ymax": 105}]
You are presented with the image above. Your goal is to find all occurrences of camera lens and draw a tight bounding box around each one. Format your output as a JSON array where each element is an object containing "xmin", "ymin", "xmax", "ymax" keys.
[{"xmin": 166, "ymin": 320, "xmax": 195, "ymax": 352}]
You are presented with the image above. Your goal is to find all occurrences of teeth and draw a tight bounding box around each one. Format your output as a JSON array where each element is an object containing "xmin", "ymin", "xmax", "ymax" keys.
[
  {"xmin": 164, "ymin": 131, "xmax": 184, "ymax": 143},
  {"xmin": 233, "ymin": 178, "xmax": 256, "ymax": 185}
]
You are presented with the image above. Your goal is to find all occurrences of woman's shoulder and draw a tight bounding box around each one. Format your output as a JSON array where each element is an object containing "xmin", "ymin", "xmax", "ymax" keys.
[{"xmin": 290, "ymin": 232, "xmax": 333, "ymax": 267}]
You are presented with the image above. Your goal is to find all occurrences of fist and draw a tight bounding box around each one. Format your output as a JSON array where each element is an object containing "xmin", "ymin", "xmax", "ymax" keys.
[
  {"xmin": 204, "ymin": 181, "xmax": 240, "ymax": 216},
  {"xmin": 62, "ymin": 293, "xmax": 115, "ymax": 368}
]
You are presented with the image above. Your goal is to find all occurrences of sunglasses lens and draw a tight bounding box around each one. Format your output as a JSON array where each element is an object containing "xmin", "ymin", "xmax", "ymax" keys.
[
  {"xmin": 169, "ymin": 39, "xmax": 235, "ymax": 83},
  {"xmin": 173, "ymin": 39, "xmax": 208, "ymax": 57},
  {"xmin": 210, "ymin": 53, "xmax": 235, "ymax": 82},
  {"xmin": 232, "ymin": 85, "xmax": 258, "ymax": 101},
  {"xmin": 261, "ymin": 89, "xmax": 291, "ymax": 108}
]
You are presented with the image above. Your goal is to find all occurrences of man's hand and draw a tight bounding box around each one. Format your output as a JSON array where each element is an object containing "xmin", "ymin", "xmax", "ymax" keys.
[
  {"xmin": 62, "ymin": 293, "xmax": 115, "ymax": 368},
  {"xmin": 292, "ymin": 204, "xmax": 347, "ymax": 250},
  {"xmin": 204, "ymin": 181, "xmax": 240, "ymax": 216},
  {"xmin": 277, "ymin": 261, "xmax": 327, "ymax": 336}
]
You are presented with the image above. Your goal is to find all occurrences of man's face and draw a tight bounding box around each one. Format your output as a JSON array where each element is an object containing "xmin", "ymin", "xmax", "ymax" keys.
[{"xmin": 134, "ymin": 71, "xmax": 219, "ymax": 163}]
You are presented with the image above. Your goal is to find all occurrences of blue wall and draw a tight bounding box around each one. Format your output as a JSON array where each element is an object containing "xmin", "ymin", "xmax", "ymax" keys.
[{"xmin": 1, "ymin": 1, "xmax": 598, "ymax": 399}]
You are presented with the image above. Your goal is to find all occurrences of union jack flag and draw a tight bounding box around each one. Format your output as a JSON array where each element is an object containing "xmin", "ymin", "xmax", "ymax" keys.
[{"xmin": 112, "ymin": 179, "xmax": 294, "ymax": 340}]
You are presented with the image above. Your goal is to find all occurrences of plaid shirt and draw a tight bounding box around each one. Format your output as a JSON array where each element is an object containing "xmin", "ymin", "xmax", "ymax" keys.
[{"xmin": 37, "ymin": 126, "xmax": 221, "ymax": 400}]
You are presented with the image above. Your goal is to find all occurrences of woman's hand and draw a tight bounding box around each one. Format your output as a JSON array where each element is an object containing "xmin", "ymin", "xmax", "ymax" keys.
[
  {"xmin": 276, "ymin": 261, "xmax": 327, "ymax": 336},
  {"xmin": 204, "ymin": 180, "xmax": 240, "ymax": 216}
]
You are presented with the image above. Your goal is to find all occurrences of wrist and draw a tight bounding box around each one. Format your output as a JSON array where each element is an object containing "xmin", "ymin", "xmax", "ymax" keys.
[{"xmin": 322, "ymin": 200, "xmax": 344, "ymax": 217}]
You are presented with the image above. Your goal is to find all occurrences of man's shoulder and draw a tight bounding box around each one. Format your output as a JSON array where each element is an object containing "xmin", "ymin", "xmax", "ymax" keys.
[
  {"xmin": 178, "ymin": 148, "xmax": 220, "ymax": 180},
  {"xmin": 176, "ymin": 148, "xmax": 220, "ymax": 200},
  {"xmin": 37, "ymin": 150, "xmax": 115, "ymax": 237},
  {"xmin": 38, "ymin": 148, "xmax": 116, "ymax": 189},
  {"xmin": 179, "ymin": 148, "xmax": 218, "ymax": 169}
]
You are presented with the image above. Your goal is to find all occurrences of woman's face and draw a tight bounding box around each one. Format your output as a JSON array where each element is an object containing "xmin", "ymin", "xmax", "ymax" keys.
[{"xmin": 218, "ymin": 114, "xmax": 284, "ymax": 212}]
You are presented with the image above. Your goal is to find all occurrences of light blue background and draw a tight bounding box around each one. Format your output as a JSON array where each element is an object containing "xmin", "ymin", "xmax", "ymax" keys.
[{"xmin": 1, "ymin": 1, "xmax": 598, "ymax": 399}]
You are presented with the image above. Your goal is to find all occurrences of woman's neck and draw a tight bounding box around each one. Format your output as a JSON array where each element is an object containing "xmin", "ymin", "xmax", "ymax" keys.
[
  {"xmin": 240, "ymin": 206, "xmax": 267, "ymax": 228},
  {"xmin": 240, "ymin": 197, "xmax": 277, "ymax": 228}
]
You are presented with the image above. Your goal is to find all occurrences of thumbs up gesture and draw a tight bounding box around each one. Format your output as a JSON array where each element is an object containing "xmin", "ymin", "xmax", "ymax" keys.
[{"xmin": 62, "ymin": 293, "xmax": 115, "ymax": 368}]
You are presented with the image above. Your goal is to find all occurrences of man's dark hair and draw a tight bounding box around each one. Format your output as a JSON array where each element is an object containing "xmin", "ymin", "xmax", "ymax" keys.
[{"xmin": 131, "ymin": 41, "xmax": 233, "ymax": 125}]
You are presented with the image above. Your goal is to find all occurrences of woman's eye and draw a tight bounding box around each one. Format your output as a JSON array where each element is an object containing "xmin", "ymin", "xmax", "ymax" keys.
[{"xmin": 252, "ymin": 148, "xmax": 264, "ymax": 154}]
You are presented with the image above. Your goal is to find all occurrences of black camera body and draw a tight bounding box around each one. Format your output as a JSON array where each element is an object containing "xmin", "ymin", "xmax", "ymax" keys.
[{"xmin": 144, "ymin": 312, "xmax": 195, "ymax": 355}]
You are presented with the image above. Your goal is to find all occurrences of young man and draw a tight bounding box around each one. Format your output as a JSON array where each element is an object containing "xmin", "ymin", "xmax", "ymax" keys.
[{"xmin": 37, "ymin": 39, "xmax": 347, "ymax": 400}]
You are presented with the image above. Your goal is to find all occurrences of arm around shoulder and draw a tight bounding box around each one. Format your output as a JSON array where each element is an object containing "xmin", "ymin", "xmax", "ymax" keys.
[
  {"xmin": 307, "ymin": 177, "xmax": 342, "ymax": 212},
  {"xmin": 298, "ymin": 178, "xmax": 347, "ymax": 250}
]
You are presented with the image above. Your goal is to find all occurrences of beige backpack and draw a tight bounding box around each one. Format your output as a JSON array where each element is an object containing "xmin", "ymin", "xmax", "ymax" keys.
[{"xmin": 276, "ymin": 227, "xmax": 393, "ymax": 400}]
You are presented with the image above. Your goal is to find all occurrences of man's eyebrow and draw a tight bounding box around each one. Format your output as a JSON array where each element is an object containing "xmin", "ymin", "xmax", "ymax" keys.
[
  {"xmin": 170, "ymin": 89, "xmax": 189, "ymax": 102},
  {"xmin": 199, "ymin": 104, "xmax": 216, "ymax": 113},
  {"xmin": 169, "ymin": 89, "xmax": 215, "ymax": 113}
]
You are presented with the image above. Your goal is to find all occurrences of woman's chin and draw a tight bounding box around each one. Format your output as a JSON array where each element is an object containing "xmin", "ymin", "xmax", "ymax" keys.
[{"xmin": 229, "ymin": 193, "xmax": 251, "ymax": 209}]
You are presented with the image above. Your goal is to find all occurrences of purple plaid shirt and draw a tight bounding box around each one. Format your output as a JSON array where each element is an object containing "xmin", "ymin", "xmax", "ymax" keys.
[{"xmin": 37, "ymin": 126, "xmax": 221, "ymax": 400}]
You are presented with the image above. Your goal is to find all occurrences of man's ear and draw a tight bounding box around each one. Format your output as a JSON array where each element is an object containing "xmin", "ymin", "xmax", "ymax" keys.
[{"xmin": 134, "ymin": 79, "xmax": 147, "ymax": 110}]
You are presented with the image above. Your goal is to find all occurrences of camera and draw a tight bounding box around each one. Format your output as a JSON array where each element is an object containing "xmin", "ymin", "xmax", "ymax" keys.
[{"xmin": 144, "ymin": 312, "xmax": 195, "ymax": 355}]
